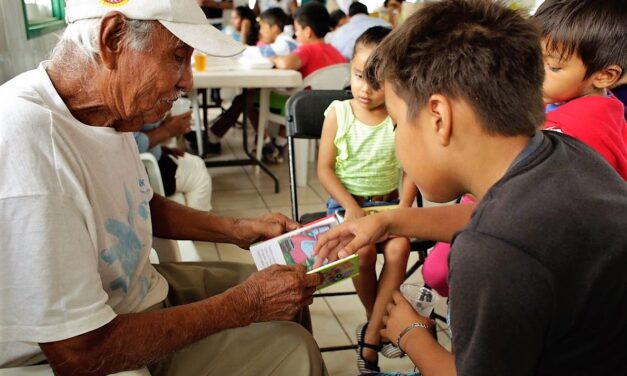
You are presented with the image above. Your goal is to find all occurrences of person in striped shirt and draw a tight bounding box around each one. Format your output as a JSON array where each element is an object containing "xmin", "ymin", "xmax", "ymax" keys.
[{"xmin": 316, "ymin": 26, "xmax": 416, "ymax": 374}]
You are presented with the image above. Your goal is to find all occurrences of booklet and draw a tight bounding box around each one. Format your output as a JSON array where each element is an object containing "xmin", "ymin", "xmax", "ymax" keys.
[{"xmin": 250, "ymin": 215, "xmax": 359, "ymax": 290}]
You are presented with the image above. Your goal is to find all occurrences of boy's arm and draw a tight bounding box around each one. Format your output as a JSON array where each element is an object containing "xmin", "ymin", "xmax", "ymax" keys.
[
  {"xmin": 317, "ymin": 108, "xmax": 362, "ymax": 213},
  {"xmin": 399, "ymin": 172, "xmax": 418, "ymax": 208},
  {"xmin": 313, "ymin": 204, "xmax": 475, "ymax": 267},
  {"xmin": 271, "ymin": 53, "xmax": 302, "ymax": 71}
]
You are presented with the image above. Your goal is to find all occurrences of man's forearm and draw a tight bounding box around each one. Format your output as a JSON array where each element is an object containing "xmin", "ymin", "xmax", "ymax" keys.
[
  {"xmin": 41, "ymin": 285, "xmax": 254, "ymax": 376},
  {"xmin": 150, "ymin": 194, "xmax": 239, "ymax": 243},
  {"xmin": 382, "ymin": 204, "xmax": 475, "ymax": 242}
]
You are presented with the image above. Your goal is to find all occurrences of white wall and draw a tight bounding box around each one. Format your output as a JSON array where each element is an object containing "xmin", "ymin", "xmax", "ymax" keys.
[{"xmin": 0, "ymin": 0, "xmax": 63, "ymax": 84}]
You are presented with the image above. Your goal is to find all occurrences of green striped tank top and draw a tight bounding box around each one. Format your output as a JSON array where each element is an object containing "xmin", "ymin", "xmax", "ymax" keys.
[{"xmin": 324, "ymin": 100, "xmax": 400, "ymax": 196}]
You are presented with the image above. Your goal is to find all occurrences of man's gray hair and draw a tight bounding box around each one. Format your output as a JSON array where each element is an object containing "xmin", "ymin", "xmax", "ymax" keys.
[{"xmin": 51, "ymin": 18, "xmax": 157, "ymax": 73}]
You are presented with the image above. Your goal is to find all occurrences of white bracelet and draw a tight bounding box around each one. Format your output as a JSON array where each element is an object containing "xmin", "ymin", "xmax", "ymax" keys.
[{"xmin": 396, "ymin": 322, "xmax": 433, "ymax": 352}]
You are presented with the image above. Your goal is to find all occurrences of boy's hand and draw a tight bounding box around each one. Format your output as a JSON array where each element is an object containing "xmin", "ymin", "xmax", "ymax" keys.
[
  {"xmin": 381, "ymin": 291, "xmax": 433, "ymax": 347},
  {"xmin": 312, "ymin": 213, "xmax": 391, "ymax": 268}
]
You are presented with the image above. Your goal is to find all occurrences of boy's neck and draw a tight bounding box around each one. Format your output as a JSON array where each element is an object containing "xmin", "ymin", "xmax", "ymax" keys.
[
  {"xmin": 301, "ymin": 37, "xmax": 325, "ymax": 45},
  {"xmin": 459, "ymin": 133, "xmax": 534, "ymax": 200}
]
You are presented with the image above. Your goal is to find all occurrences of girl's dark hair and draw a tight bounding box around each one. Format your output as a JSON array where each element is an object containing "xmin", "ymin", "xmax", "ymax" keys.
[
  {"xmin": 235, "ymin": 6, "xmax": 259, "ymax": 46},
  {"xmin": 364, "ymin": 0, "xmax": 545, "ymax": 137},
  {"xmin": 352, "ymin": 26, "xmax": 391, "ymax": 57},
  {"xmin": 294, "ymin": 2, "xmax": 331, "ymax": 38},
  {"xmin": 533, "ymin": 0, "xmax": 626, "ymax": 79}
]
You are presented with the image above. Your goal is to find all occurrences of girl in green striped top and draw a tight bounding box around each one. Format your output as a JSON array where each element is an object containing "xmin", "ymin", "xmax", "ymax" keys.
[{"xmin": 317, "ymin": 26, "xmax": 417, "ymax": 374}]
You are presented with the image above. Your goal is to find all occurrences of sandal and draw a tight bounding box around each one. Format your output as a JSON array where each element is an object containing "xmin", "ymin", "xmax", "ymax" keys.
[
  {"xmin": 356, "ymin": 323, "xmax": 381, "ymax": 374},
  {"xmin": 381, "ymin": 341, "xmax": 405, "ymax": 358}
]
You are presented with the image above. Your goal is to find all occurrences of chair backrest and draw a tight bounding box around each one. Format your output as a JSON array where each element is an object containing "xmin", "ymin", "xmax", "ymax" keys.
[
  {"xmin": 301, "ymin": 63, "xmax": 351, "ymax": 91},
  {"xmin": 285, "ymin": 90, "xmax": 353, "ymax": 220},
  {"xmin": 285, "ymin": 89, "xmax": 353, "ymax": 139}
]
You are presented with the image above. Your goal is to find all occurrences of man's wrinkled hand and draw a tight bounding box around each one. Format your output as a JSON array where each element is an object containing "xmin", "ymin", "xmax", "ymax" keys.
[
  {"xmin": 243, "ymin": 265, "xmax": 323, "ymax": 322},
  {"xmin": 233, "ymin": 213, "xmax": 300, "ymax": 249}
]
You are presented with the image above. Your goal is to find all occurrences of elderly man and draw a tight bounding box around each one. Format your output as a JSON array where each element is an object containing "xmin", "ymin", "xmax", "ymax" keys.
[{"xmin": 0, "ymin": 0, "xmax": 326, "ymax": 375}]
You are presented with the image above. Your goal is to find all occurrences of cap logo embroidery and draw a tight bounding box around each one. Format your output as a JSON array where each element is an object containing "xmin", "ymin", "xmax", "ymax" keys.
[{"xmin": 100, "ymin": 0, "xmax": 129, "ymax": 7}]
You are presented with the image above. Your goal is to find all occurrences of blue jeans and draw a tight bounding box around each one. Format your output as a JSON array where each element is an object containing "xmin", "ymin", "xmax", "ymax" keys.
[{"xmin": 326, "ymin": 197, "xmax": 400, "ymax": 216}]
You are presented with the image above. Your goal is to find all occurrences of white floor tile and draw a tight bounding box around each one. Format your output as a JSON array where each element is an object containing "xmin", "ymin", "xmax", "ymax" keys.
[{"xmin": 310, "ymin": 298, "xmax": 353, "ymax": 349}]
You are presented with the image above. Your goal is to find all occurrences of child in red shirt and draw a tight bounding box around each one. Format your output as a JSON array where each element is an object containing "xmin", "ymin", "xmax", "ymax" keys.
[
  {"xmin": 535, "ymin": 0, "xmax": 627, "ymax": 179},
  {"xmin": 272, "ymin": 2, "xmax": 346, "ymax": 78}
]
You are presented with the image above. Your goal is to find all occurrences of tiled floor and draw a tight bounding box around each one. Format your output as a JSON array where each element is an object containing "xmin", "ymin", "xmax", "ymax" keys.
[{"xmin": 185, "ymin": 121, "xmax": 451, "ymax": 376}]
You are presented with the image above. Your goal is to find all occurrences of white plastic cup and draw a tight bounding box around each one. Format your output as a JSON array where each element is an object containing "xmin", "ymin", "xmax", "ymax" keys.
[
  {"xmin": 400, "ymin": 283, "xmax": 436, "ymax": 317},
  {"xmin": 170, "ymin": 97, "xmax": 191, "ymax": 116}
]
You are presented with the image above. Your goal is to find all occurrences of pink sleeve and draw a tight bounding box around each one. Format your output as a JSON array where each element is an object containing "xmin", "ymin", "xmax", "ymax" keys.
[{"xmin": 422, "ymin": 242, "xmax": 451, "ymax": 297}]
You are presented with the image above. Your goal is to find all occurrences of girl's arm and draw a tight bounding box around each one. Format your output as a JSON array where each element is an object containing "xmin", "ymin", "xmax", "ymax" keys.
[
  {"xmin": 317, "ymin": 108, "xmax": 363, "ymax": 216},
  {"xmin": 399, "ymin": 172, "xmax": 418, "ymax": 208}
]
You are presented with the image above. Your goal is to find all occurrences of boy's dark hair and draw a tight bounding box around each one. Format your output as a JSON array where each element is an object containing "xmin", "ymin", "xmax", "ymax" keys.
[
  {"xmin": 533, "ymin": 0, "xmax": 627, "ymax": 79},
  {"xmin": 330, "ymin": 9, "xmax": 347, "ymax": 29},
  {"xmin": 365, "ymin": 0, "xmax": 544, "ymax": 136},
  {"xmin": 353, "ymin": 26, "xmax": 391, "ymax": 57},
  {"xmin": 348, "ymin": 2, "xmax": 369, "ymax": 17},
  {"xmin": 294, "ymin": 2, "xmax": 331, "ymax": 38},
  {"xmin": 260, "ymin": 7, "xmax": 288, "ymax": 31}
]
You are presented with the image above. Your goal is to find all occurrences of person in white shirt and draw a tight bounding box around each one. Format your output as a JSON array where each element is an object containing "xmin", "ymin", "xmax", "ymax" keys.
[
  {"xmin": 328, "ymin": 2, "xmax": 390, "ymax": 60},
  {"xmin": 0, "ymin": 0, "xmax": 325, "ymax": 375}
]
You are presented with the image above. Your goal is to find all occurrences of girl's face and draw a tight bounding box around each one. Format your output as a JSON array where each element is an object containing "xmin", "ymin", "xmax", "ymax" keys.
[
  {"xmin": 232, "ymin": 11, "xmax": 243, "ymax": 31},
  {"xmin": 350, "ymin": 46, "xmax": 386, "ymax": 110}
]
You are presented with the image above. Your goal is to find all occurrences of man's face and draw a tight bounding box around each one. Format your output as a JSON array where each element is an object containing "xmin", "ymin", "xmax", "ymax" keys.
[
  {"xmin": 108, "ymin": 23, "xmax": 193, "ymax": 131},
  {"xmin": 384, "ymin": 82, "xmax": 455, "ymax": 203},
  {"xmin": 542, "ymin": 42, "xmax": 595, "ymax": 105},
  {"xmin": 259, "ymin": 20, "xmax": 280, "ymax": 44}
]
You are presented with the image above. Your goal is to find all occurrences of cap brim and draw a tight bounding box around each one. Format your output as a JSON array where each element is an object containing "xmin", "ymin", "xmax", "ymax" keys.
[{"xmin": 159, "ymin": 20, "xmax": 245, "ymax": 57}]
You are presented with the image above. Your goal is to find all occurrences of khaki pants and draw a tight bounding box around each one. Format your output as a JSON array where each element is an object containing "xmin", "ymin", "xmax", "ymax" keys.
[{"xmin": 150, "ymin": 262, "xmax": 327, "ymax": 376}]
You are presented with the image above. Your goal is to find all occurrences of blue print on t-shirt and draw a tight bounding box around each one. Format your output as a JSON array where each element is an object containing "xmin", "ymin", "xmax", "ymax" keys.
[{"xmin": 100, "ymin": 185, "xmax": 148, "ymax": 294}]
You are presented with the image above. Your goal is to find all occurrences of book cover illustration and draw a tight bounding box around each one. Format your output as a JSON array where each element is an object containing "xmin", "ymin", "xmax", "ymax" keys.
[{"xmin": 250, "ymin": 215, "xmax": 359, "ymax": 290}]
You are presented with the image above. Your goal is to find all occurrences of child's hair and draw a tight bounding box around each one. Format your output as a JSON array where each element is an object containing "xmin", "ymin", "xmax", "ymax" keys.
[
  {"xmin": 294, "ymin": 2, "xmax": 331, "ymax": 38},
  {"xmin": 348, "ymin": 2, "xmax": 369, "ymax": 17},
  {"xmin": 260, "ymin": 7, "xmax": 288, "ymax": 32},
  {"xmin": 352, "ymin": 26, "xmax": 391, "ymax": 57},
  {"xmin": 364, "ymin": 0, "xmax": 544, "ymax": 137},
  {"xmin": 234, "ymin": 6, "xmax": 259, "ymax": 46},
  {"xmin": 533, "ymin": 0, "xmax": 627, "ymax": 79},
  {"xmin": 329, "ymin": 9, "xmax": 347, "ymax": 29}
]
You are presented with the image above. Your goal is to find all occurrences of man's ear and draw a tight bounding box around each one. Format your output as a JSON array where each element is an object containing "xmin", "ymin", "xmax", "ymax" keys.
[
  {"xmin": 427, "ymin": 94, "xmax": 453, "ymax": 146},
  {"xmin": 592, "ymin": 65, "xmax": 622, "ymax": 89},
  {"xmin": 99, "ymin": 12, "xmax": 128, "ymax": 70}
]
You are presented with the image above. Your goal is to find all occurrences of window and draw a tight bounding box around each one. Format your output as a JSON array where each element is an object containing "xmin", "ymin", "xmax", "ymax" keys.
[{"xmin": 21, "ymin": 0, "xmax": 66, "ymax": 39}]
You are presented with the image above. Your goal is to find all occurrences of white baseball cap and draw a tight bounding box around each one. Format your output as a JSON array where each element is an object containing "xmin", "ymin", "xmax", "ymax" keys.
[{"xmin": 65, "ymin": 0, "xmax": 244, "ymax": 57}]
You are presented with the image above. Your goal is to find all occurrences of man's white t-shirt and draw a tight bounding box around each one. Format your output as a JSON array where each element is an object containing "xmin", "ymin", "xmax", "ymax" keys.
[{"xmin": 0, "ymin": 63, "xmax": 168, "ymax": 367}]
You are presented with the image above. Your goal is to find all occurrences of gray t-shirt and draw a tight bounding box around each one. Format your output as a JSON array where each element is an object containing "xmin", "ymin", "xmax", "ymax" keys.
[{"xmin": 449, "ymin": 131, "xmax": 627, "ymax": 375}]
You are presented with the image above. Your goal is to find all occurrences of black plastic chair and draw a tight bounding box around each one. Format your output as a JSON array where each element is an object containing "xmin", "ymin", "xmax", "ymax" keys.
[{"xmin": 285, "ymin": 90, "xmax": 436, "ymax": 352}]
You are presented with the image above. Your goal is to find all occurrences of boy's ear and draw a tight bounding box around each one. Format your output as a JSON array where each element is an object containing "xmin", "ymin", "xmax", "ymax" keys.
[
  {"xmin": 427, "ymin": 94, "xmax": 453, "ymax": 146},
  {"xmin": 305, "ymin": 25, "xmax": 314, "ymax": 39},
  {"xmin": 591, "ymin": 65, "xmax": 623, "ymax": 89}
]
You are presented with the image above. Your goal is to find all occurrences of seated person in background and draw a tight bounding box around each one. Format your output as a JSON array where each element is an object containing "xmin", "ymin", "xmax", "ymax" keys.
[
  {"xmin": 0, "ymin": 1, "xmax": 326, "ymax": 374},
  {"xmin": 330, "ymin": 9, "xmax": 349, "ymax": 31},
  {"xmin": 535, "ymin": 0, "xmax": 626, "ymax": 179},
  {"xmin": 229, "ymin": 5, "xmax": 259, "ymax": 46},
  {"xmin": 205, "ymin": 7, "xmax": 297, "ymax": 156},
  {"xmin": 328, "ymin": 2, "xmax": 390, "ymax": 60},
  {"xmin": 383, "ymin": 0, "xmax": 404, "ymax": 27},
  {"xmin": 314, "ymin": 0, "xmax": 627, "ymax": 374},
  {"xmin": 268, "ymin": 2, "xmax": 347, "ymax": 162},
  {"xmin": 135, "ymin": 111, "xmax": 213, "ymax": 212},
  {"xmin": 317, "ymin": 26, "xmax": 412, "ymax": 374},
  {"xmin": 197, "ymin": 0, "xmax": 233, "ymax": 29},
  {"xmin": 421, "ymin": 0, "xmax": 627, "ymax": 299}
]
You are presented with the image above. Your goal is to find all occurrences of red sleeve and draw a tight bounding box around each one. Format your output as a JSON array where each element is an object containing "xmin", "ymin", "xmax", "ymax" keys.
[{"xmin": 293, "ymin": 44, "xmax": 310, "ymax": 67}]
